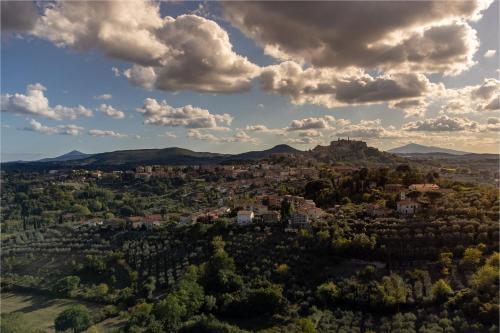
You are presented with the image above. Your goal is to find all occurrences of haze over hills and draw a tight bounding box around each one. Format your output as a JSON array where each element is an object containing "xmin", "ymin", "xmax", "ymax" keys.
[
  {"xmin": 2, "ymin": 140, "xmax": 401, "ymax": 170},
  {"xmin": 388, "ymin": 143, "xmax": 470, "ymax": 155}
]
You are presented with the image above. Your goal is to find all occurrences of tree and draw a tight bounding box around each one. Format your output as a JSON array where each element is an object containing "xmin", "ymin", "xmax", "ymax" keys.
[
  {"xmin": 53, "ymin": 276, "xmax": 80, "ymax": 296},
  {"xmin": 72, "ymin": 204, "xmax": 91, "ymax": 216},
  {"xmin": 143, "ymin": 276, "xmax": 156, "ymax": 300},
  {"xmin": 460, "ymin": 246, "xmax": 483, "ymax": 271},
  {"xmin": 54, "ymin": 305, "xmax": 92, "ymax": 333},
  {"xmin": 425, "ymin": 191, "xmax": 443, "ymax": 205},
  {"xmin": 439, "ymin": 252, "xmax": 453, "ymax": 276},
  {"xmin": 431, "ymin": 279, "xmax": 453, "ymax": 302},
  {"xmin": 406, "ymin": 191, "xmax": 421, "ymax": 200},
  {"xmin": 243, "ymin": 284, "xmax": 288, "ymax": 317},
  {"xmin": 316, "ymin": 281, "xmax": 340, "ymax": 306}
]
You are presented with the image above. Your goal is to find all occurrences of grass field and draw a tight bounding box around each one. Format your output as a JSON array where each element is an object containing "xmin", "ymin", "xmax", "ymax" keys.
[{"xmin": 0, "ymin": 292, "xmax": 119, "ymax": 332}]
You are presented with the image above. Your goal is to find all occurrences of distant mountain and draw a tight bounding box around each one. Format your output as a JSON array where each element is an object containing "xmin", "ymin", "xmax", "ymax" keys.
[
  {"xmin": 38, "ymin": 150, "xmax": 91, "ymax": 162},
  {"xmin": 388, "ymin": 143, "xmax": 470, "ymax": 155},
  {"xmin": 228, "ymin": 144, "xmax": 300, "ymax": 161},
  {"xmin": 1, "ymin": 141, "xmax": 406, "ymax": 171},
  {"xmin": 1, "ymin": 145, "xmax": 302, "ymax": 171}
]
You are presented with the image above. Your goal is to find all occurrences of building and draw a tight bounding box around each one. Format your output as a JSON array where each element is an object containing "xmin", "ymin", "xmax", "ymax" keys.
[
  {"xmin": 260, "ymin": 211, "xmax": 280, "ymax": 224},
  {"xmin": 366, "ymin": 204, "xmax": 391, "ymax": 217},
  {"xmin": 384, "ymin": 184, "xmax": 404, "ymax": 193},
  {"xmin": 237, "ymin": 210, "xmax": 254, "ymax": 224},
  {"xmin": 409, "ymin": 184, "xmax": 439, "ymax": 192},
  {"xmin": 290, "ymin": 212, "xmax": 310, "ymax": 225},
  {"xmin": 397, "ymin": 200, "xmax": 421, "ymax": 215}
]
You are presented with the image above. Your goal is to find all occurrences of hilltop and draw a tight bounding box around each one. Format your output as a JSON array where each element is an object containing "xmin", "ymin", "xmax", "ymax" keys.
[{"xmin": 309, "ymin": 139, "xmax": 403, "ymax": 165}]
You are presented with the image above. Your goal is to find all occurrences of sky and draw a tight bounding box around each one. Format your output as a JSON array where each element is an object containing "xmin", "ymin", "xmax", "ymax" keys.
[{"xmin": 1, "ymin": 0, "xmax": 499, "ymax": 161}]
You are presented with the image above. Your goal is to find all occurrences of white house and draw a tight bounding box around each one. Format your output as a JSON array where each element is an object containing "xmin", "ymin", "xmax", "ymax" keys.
[
  {"xmin": 397, "ymin": 200, "xmax": 421, "ymax": 215},
  {"xmin": 237, "ymin": 210, "xmax": 254, "ymax": 224}
]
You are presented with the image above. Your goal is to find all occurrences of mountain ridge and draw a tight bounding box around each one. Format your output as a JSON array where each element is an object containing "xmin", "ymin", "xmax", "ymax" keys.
[{"xmin": 388, "ymin": 143, "xmax": 470, "ymax": 155}]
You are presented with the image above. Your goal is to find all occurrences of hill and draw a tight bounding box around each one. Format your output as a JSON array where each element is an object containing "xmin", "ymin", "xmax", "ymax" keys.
[
  {"xmin": 227, "ymin": 144, "xmax": 300, "ymax": 161},
  {"xmin": 309, "ymin": 139, "xmax": 402, "ymax": 165},
  {"xmin": 38, "ymin": 150, "xmax": 91, "ymax": 162},
  {"xmin": 0, "ymin": 145, "xmax": 302, "ymax": 171},
  {"xmin": 388, "ymin": 143, "xmax": 469, "ymax": 155}
]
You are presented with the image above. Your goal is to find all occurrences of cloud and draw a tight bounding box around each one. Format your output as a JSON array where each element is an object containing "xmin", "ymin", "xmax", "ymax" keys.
[
  {"xmin": 1, "ymin": 1, "xmax": 38, "ymax": 34},
  {"xmin": 244, "ymin": 124, "xmax": 284, "ymax": 135},
  {"xmin": 484, "ymin": 50, "xmax": 497, "ymax": 58},
  {"xmin": 187, "ymin": 129, "xmax": 258, "ymax": 144},
  {"xmin": 287, "ymin": 137, "xmax": 322, "ymax": 145},
  {"xmin": 402, "ymin": 115, "xmax": 480, "ymax": 132},
  {"xmin": 1, "ymin": 83, "xmax": 93, "ymax": 120},
  {"xmin": 159, "ymin": 131, "xmax": 177, "ymax": 139},
  {"xmin": 88, "ymin": 129, "xmax": 127, "ymax": 138},
  {"xmin": 31, "ymin": 1, "xmax": 259, "ymax": 93},
  {"xmin": 98, "ymin": 104, "xmax": 125, "ymax": 119},
  {"xmin": 298, "ymin": 129, "xmax": 323, "ymax": 138},
  {"xmin": 260, "ymin": 61, "xmax": 437, "ymax": 108},
  {"xmin": 286, "ymin": 115, "xmax": 336, "ymax": 131},
  {"xmin": 23, "ymin": 119, "xmax": 84, "ymax": 136},
  {"xmin": 136, "ymin": 98, "xmax": 233, "ymax": 130},
  {"xmin": 93, "ymin": 94, "xmax": 112, "ymax": 100},
  {"xmin": 111, "ymin": 67, "xmax": 121, "ymax": 77},
  {"xmin": 187, "ymin": 129, "xmax": 219, "ymax": 142},
  {"xmin": 485, "ymin": 117, "xmax": 500, "ymax": 131},
  {"xmin": 335, "ymin": 119, "xmax": 402, "ymax": 139},
  {"xmin": 439, "ymin": 78, "xmax": 500, "ymax": 115},
  {"xmin": 224, "ymin": 1, "xmax": 490, "ymax": 74},
  {"xmin": 388, "ymin": 99, "xmax": 429, "ymax": 117}
]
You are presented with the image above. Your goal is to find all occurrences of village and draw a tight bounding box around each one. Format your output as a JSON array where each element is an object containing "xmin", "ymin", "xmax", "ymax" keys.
[{"xmin": 46, "ymin": 162, "xmax": 449, "ymax": 232}]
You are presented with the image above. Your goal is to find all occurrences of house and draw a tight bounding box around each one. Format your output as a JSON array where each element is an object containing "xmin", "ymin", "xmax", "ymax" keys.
[
  {"xmin": 409, "ymin": 184, "xmax": 439, "ymax": 192},
  {"xmin": 290, "ymin": 212, "xmax": 310, "ymax": 225},
  {"xmin": 237, "ymin": 210, "xmax": 254, "ymax": 224},
  {"xmin": 82, "ymin": 218, "xmax": 103, "ymax": 227},
  {"xmin": 384, "ymin": 184, "xmax": 404, "ymax": 193},
  {"xmin": 397, "ymin": 200, "xmax": 421, "ymax": 215},
  {"xmin": 305, "ymin": 207, "xmax": 325, "ymax": 220},
  {"xmin": 366, "ymin": 204, "xmax": 391, "ymax": 217},
  {"xmin": 260, "ymin": 211, "xmax": 280, "ymax": 224}
]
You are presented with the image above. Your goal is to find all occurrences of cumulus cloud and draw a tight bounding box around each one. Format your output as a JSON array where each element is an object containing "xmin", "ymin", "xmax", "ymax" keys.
[
  {"xmin": 335, "ymin": 119, "xmax": 402, "ymax": 139},
  {"xmin": 93, "ymin": 94, "xmax": 112, "ymax": 100},
  {"xmin": 483, "ymin": 117, "xmax": 500, "ymax": 132},
  {"xmin": 484, "ymin": 50, "xmax": 497, "ymax": 58},
  {"xmin": 136, "ymin": 98, "xmax": 233, "ymax": 130},
  {"xmin": 99, "ymin": 104, "xmax": 125, "ymax": 119},
  {"xmin": 298, "ymin": 129, "xmax": 323, "ymax": 138},
  {"xmin": 187, "ymin": 129, "xmax": 258, "ymax": 144},
  {"xmin": 112, "ymin": 67, "xmax": 121, "ymax": 77},
  {"xmin": 23, "ymin": 119, "xmax": 84, "ymax": 136},
  {"xmin": 224, "ymin": 1, "xmax": 491, "ymax": 74},
  {"xmin": 244, "ymin": 124, "xmax": 284, "ymax": 135},
  {"xmin": 159, "ymin": 131, "xmax": 177, "ymax": 139},
  {"xmin": 402, "ymin": 115, "xmax": 480, "ymax": 132},
  {"xmin": 439, "ymin": 78, "xmax": 500, "ymax": 115},
  {"xmin": 1, "ymin": 1, "xmax": 38, "ymax": 34},
  {"xmin": 389, "ymin": 99, "xmax": 429, "ymax": 117},
  {"xmin": 88, "ymin": 129, "xmax": 127, "ymax": 138},
  {"xmin": 260, "ymin": 61, "xmax": 437, "ymax": 108},
  {"xmin": 287, "ymin": 137, "xmax": 323, "ymax": 145},
  {"xmin": 1, "ymin": 83, "xmax": 93, "ymax": 120},
  {"xmin": 31, "ymin": 1, "xmax": 259, "ymax": 93},
  {"xmin": 287, "ymin": 115, "xmax": 336, "ymax": 131}
]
